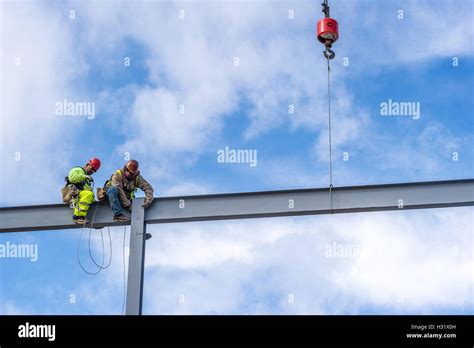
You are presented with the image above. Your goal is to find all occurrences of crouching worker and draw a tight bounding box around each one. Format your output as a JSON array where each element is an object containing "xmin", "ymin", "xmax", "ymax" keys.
[
  {"xmin": 104, "ymin": 159, "xmax": 154, "ymax": 222},
  {"xmin": 62, "ymin": 158, "xmax": 101, "ymax": 224}
]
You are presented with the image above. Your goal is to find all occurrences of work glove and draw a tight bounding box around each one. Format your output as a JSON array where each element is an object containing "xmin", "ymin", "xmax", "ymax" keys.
[
  {"xmin": 142, "ymin": 201, "xmax": 152, "ymax": 209},
  {"xmin": 85, "ymin": 175, "xmax": 94, "ymax": 182}
]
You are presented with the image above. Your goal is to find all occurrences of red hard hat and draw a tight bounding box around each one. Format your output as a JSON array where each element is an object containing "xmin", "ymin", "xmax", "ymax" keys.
[
  {"xmin": 88, "ymin": 157, "xmax": 101, "ymax": 171},
  {"xmin": 125, "ymin": 159, "xmax": 139, "ymax": 174}
]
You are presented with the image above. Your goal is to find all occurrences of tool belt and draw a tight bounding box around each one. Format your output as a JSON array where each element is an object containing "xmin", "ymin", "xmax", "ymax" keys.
[
  {"xmin": 96, "ymin": 187, "xmax": 107, "ymax": 202},
  {"xmin": 61, "ymin": 183, "xmax": 80, "ymax": 206}
]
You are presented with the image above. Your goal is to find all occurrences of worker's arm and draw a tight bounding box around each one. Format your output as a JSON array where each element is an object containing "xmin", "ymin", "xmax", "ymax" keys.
[
  {"xmin": 110, "ymin": 171, "xmax": 132, "ymax": 209},
  {"xmin": 137, "ymin": 176, "xmax": 154, "ymax": 207},
  {"xmin": 68, "ymin": 167, "xmax": 86, "ymax": 184}
]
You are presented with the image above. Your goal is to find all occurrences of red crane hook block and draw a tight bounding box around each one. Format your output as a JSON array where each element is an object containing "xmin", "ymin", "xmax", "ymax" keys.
[{"xmin": 316, "ymin": 17, "xmax": 339, "ymax": 45}]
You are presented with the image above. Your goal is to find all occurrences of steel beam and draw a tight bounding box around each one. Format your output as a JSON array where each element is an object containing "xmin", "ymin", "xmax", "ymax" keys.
[
  {"xmin": 0, "ymin": 202, "xmax": 125, "ymax": 233},
  {"xmin": 125, "ymin": 198, "xmax": 147, "ymax": 315},
  {"xmin": 0, "ymin": 179, "xmax": 473, "ymax": 233},
  {"xmin": 144, "ymin": 179, "xmax": 474, "ymax": 223}
]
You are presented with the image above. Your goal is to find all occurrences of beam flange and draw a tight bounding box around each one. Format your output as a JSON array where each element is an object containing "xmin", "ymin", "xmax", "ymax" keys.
[{"xmin": 0, "ymin": 179, "xmax": 473, "ymax": 233}]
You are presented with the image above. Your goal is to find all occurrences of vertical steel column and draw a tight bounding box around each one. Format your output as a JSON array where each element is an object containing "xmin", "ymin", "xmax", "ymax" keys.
[{"xmin": 125, "ymin": 197, "xmax": 146, "ymax": 315}]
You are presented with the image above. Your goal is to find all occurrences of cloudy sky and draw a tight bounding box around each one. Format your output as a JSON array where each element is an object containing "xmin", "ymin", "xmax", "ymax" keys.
[{"xmin": 0, "ymin": 0, "xmax": 473, "ymax": 315}]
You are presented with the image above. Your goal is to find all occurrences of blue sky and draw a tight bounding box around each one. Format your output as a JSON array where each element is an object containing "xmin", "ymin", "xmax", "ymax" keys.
[{"xmin": 0, "ymin": 0, "xmax": 473, "ymax": 314}]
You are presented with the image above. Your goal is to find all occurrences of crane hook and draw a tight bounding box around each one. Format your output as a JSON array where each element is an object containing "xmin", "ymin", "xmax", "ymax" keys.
[
  {"xmin": 323, "ymin": 41, "xmax": 336, "ymax": 59},
  {"xmin": 317, "ymin": 1, "xmax": 338, "ymax": 60},
  {"xmin": 323, "ymin": 48, "xmax": 335, "ymax": 60}
]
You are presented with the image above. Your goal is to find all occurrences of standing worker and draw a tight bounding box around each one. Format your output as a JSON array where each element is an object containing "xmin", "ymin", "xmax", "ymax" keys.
[
  {"xmin": 104, "ymin": 160, "xmax": 154, "ymax": 221},
  {"xmin": 63, "ymin": 158, "xmax": 101, "ymax": 224}
]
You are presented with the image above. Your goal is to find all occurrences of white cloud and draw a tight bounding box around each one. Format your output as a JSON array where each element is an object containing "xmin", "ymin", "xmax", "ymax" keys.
[
  {"xmin": 160, "ymin": 182, "xmax": 213, "ymax": 197},
  {"xmin": 338, "ymin": 0, "xmax": 474, "ymax": 64},
  {"xmin": 125, "ymin": 87, "xmax": 227, "ymax": 154},
  {"xmin": 311, "ymin": 92, "xmax": 370, "ymax": 163},
  {"xmin": 145, "ymin": 220, "xmax": 292, "ymax": 269},
  {"xmin": 333, "ymin": 209, "xmax": 473, "ymax": 310},
  {"xmin": 365, "ymin": 122, "xmax": 473, "ymax": 181},
  {"xmin": 1, "ymin": 2, "xmax": 89, "ymax": 205},
  {"xmin": 69, "ymin": 2, "xmax": 340, "ymax": 161},
  {"xmin": 240, "ymin": 155, "xmax": 331, "ymax": 189}
]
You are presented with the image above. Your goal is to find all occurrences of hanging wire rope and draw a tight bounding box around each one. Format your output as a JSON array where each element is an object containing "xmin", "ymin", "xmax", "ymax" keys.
[{"xmin": 326, "ymin": 56, "xmax": 334, "ymax": 214}]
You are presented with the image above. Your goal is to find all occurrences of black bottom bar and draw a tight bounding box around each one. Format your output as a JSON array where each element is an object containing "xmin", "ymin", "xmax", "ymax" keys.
[{"xmin": 0, "ymin": 315, "xmax": 472, "ymax": 346}]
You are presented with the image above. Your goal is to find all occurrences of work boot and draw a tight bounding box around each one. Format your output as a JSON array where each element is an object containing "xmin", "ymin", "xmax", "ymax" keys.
[
  {"xmin": 73, "ymin": 215, "xmax": 89, "ymax": 224},
  {"xmin": 113, "ymin": 214, "xmax": 131, "ymax": 222}
]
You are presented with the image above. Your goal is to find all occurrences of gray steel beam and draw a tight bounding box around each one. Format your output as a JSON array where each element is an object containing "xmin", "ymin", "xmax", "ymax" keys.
[
  {"xmin": 145, "ymin": 179, "xmax": 474, "ymax": 223},
  {"xmin": 125, "ymin": 198, "xmax": 147, "ymax": 315},
  {"xmin": 0, "ymin": 202, "xmax": 126, "ymax": 233},
  {"xmin": 0, "ymin": 179, "xmax": 473, "ymax": 233}
]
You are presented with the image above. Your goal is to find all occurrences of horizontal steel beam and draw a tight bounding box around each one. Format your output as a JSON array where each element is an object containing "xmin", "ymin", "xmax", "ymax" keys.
[
  {"xmin": 0, "ymin": 201, "xmax": 131, "ymax": 233},
  {"xmin": 145, "ymin": 179, "xmax": 474, "ymax": 223},
  {"xmin": 0, "ymin": 179, "xmax": 473, "ymax": 233}
]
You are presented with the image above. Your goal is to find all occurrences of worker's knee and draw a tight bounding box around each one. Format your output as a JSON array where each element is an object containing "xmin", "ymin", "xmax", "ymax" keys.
[
  {"xmin": 107, "ymin": 186, "xmax": 118, "ymax": 196},
  {"xmin": 79, "ymin": 190, "xmax": 94, "ymax": 202}
]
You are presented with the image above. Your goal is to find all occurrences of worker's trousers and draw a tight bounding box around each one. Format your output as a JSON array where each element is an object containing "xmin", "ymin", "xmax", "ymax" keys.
[
  {"xmin": 73, "ymin": 190, "xmax": 94, "ymax": 217},
  {"xmin": 106, "ymin": 186, "xmax": 126, "ymax": 216}
]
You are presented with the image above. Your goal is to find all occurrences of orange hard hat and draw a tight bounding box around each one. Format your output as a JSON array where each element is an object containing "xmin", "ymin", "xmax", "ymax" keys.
[
  {"xmin": 88, "ymin": 157, "xmax": 101, "ymax": 171},
  {"xmin": 125, "ymin": 159, "xmax": 139, "ymax": 174}
]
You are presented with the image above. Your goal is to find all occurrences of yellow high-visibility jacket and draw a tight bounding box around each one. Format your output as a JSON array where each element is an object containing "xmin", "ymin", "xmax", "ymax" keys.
[{"xmin": 67, "ymin": 167, "xmax": 92, "ymax": 191}]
